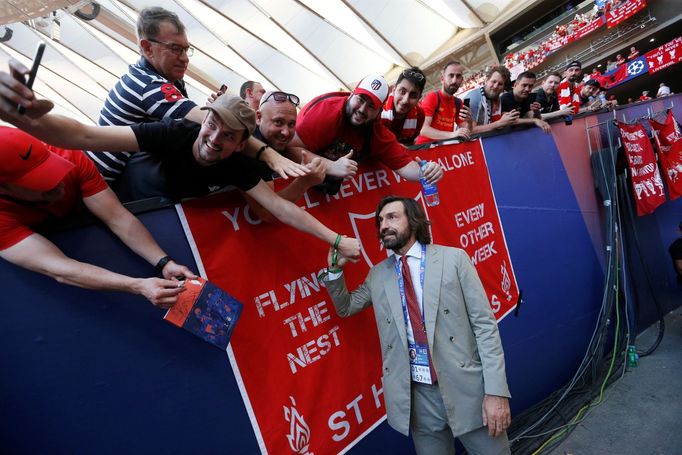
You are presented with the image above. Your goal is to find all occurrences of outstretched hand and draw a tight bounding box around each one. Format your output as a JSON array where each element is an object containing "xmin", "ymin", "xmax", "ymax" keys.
[
  {"xmin": 161, "ymin": 260, "xmax": 197, "ymax": 281},
  {"xmin": 136, "ymin": 277, "xmax": 187, "ymax": 309},
  {"xmin": 0, "ymin": 59, "xmax": 54, "ymax": 123},
  {"xmin": 263, "ymin": 147, "xmax": 310, "ymax": 179},
  {"xmin": 415, "ymin": 156, "xmax": 443, "ymax": 184},
  {"xmin": 328, "ymin": 150, "xmax": 358, "ymax": 178}
]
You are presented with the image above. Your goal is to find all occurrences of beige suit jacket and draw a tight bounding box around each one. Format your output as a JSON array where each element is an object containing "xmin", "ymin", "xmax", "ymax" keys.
[{"xmin": 324, "ymin": 244, "xmax": 510, "ymax": 436}]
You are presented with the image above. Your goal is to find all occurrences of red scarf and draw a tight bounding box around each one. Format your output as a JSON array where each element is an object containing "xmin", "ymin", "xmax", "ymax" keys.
[{"xmin": 381, "ymin": 95, "xmax": 419, "ymax": 141}]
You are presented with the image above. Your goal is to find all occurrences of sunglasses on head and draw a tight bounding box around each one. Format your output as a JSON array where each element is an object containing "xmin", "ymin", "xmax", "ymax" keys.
[
  {"xmin": 401, "ymin": 69, "xmax": 425, "ymax": 82},
  {"xmin": 261, "ymin": 91, "xmax": 300, "ymax": 107}
]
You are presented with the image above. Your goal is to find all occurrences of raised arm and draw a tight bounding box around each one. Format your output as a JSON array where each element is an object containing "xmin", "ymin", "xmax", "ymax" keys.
[
  {"xmin": 287, "ymin": 133, "xmax": 358, "ymax": 178},
  {"xmin": 0, "ymin": 60, "xmax": 138, "ymax": 152},
  {"xmin": 243, "ymin": 134, "xmax": 309, "ymax": 179},
  {"xmin": 245, "ymin": 180, "xmax": 360, "ymax": 260},
  {"xmin": 83, "ymin": 187, "xmax": 196, "ymax": 280},
  {"xmin": 395, "ymin": 157, "xmax": 443, "ymax": 184},
  {"xmin": 0, "ymin": 234, "xmax": 186, "ymax": 308}
]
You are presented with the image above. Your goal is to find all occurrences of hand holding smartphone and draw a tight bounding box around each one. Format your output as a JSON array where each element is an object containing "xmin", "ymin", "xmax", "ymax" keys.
[{"xmin": 18, "ymin": 41, "xmax": 46, "ymax": 114}]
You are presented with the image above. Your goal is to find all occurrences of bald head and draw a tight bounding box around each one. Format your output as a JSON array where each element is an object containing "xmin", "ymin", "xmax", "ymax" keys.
[{"xmin": 257, "ymin": 95, "xmax": 298, "ymax": 152}]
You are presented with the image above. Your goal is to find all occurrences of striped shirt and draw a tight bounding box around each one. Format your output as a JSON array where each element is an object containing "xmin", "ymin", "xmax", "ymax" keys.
[{"xmin": 86, "ymin": 58, "xmax": 196, "ymax": 184}]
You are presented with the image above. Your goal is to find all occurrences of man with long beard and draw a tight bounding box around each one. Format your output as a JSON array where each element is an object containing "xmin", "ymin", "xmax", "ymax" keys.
[
  {"xmin": 465, "ymin": 66, "xmax": 520, "ymax": 135},
  {"xmin": 319, "ymin": 196, "xmax": 511, "ymax": 455},
  {"xmin": 415, "ymin": 61, "xmax": 472, "ymax": 144}
]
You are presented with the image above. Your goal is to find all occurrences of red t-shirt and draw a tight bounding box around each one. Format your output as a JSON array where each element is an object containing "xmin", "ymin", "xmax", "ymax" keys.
[
  {"xmin": 0, "ymin": 147, "xmax": 108, "ymax": 250},
  {"xmin": 415, "ymin": 90, "xmax": 461, "ymax": 144},
  {"xmin": 296, "ymin": 92, "xmax": 412, "ymax": 170}
]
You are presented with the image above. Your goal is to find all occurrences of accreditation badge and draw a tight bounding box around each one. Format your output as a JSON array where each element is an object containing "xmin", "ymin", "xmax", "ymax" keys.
[{"xmin": 408, "ymin": 342, "xmax": 433, "ymax": 384}]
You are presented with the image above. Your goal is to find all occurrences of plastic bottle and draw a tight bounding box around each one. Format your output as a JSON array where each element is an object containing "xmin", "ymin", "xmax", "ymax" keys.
[
  {"xmin": 599, "ymin": 92, "xmax": 607, "ymax": 107},
  {"xmin": 420, "ymin": 161, "xmax": 440, "ymax": 207},
  {"xmin": 627, "ymin": 345, "xmax": 639, "ymax": 368}
]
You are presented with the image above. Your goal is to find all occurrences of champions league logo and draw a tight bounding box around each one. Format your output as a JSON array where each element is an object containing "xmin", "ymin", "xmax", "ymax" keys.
[
  {"xmin": 627, "ymin": 59, "xmax": 645, "ymax": 76},
  {"xmin": 283, "ymin": 396, "xmax": 313, "ymax": 454},
  {"xmin": 370, "ymin": 79, "xmax": 382, "ymax": 91}
]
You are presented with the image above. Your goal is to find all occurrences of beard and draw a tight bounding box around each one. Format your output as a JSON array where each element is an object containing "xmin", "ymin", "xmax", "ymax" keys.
[
  {"xmin": 380, "ymin": 226, "xmax": 412, "ymax": 251},
  {"xmin": 443, "ymin": 83, "xmax": 458, "ymax": 95}
]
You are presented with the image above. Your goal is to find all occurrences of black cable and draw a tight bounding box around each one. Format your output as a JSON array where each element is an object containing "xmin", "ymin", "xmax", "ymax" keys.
[
  {"xmin": 616, "ymin": 173, "xmax": 665, "ymax": 356},
  {"xmin": 509, "ymin": 138, "xmax": 631, "ymax": 454}
]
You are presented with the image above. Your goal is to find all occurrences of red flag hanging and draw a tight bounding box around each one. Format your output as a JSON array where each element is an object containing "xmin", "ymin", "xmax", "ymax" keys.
[
  {"xmin": 617, "ymin": 121, "xmax": 666, "ymax": 215},
  {"xmin": 649, "ymin": 110, "xmax": 682, "ymax": 200}
]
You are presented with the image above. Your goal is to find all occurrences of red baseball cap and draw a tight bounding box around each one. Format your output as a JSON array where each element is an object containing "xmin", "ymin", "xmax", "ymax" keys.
[
  {"xmin": 0, "ymin": 127, "xmax": 75, "ymax": 192},
  {"xmin": 354, "ymin": 75, "xmax": 389, "ymax": 108}
]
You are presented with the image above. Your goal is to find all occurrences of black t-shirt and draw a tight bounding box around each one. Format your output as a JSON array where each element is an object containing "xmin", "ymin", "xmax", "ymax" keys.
[
  {"xmin": 500, "ymin": 92, "xmax": 533, "ymax": 117},
  {"xmin": 533, "ymin": 88, "xmax": 559, "ymax": 114},
  {"xmin": 128, "ymin": 118, "xmax": 261, "ymax": 200}
]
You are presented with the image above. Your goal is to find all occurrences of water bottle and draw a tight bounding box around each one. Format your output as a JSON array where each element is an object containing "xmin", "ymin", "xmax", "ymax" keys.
[
  {"xmin": 420, "ymin": 161, "xmax": 440, "ymax": 207},
  {"xmin": 627, "ymin": 345, "xmax": 639, "ymax": 368},
  {"xmin": 599, "ymin": 92, "xmax": 607, "ymax": 107}
]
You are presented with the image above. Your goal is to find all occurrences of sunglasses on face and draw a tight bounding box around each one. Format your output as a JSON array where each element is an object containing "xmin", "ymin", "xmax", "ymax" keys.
[
  {"xmin": 261, "ymin": 91, "xmax": 300, "ymax": 107},
  {"xmin": 402, "ymin": 69, "xmax": 425, "ymax": 82},
  {"xmin": 148, "ymin": 38, "xmax": 194, "ymax": 57}
]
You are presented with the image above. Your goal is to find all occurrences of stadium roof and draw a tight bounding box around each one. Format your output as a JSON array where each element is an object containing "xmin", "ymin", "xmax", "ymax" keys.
[{"xmin": 0, "ymin": 0, "xmax": 540, "ymax": 123}]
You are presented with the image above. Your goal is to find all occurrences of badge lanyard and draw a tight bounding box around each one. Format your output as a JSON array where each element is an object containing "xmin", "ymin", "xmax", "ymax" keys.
[{"xmin": 394, "ymin": 243, "xmax": 427, "ymax": 335}]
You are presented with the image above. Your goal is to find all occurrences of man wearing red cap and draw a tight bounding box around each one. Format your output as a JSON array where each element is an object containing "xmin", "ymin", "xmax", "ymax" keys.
[
  {"xmin": 0, "ymin": 127, "xmax": 196, "ymax": 308},
  {"xmin": 287, "ymin": 75, "xmax": 443, "ymax": 195}
]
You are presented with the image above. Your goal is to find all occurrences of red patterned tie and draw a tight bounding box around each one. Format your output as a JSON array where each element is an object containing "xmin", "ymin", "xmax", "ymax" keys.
[{"xmin": 400, "ymin": 255, "xmax": 437, "ymax": 383}]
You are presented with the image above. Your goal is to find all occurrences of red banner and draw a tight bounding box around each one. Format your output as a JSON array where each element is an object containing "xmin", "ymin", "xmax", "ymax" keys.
[
  {"xmin": 178, "ymin": 140, "xmax": 519, "ymax": 454},
  {"xmin": 574, "ymin": 17, "xmax": 606, "ymax": 40},
  {"xmin": 606, "ymin": 0, "xmax": 647, "ymax": 28},
  {"xmin": 645, "ymin": 37, "xmax": 682, "ymax": 74},
  {"xmin": 617, "ymin": 122, "xmax": 666, "ymax": 215},
  {"xmin": 650, "ymin": 110, "xmax": 682, "ymax": 200}
]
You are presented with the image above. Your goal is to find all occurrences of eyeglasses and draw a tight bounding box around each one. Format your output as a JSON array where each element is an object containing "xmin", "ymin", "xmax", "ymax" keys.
[
  {"xmin": 401, "ymin": 69, "xmax": 425, "ymax": 82},
  {"xmin": 261, "ymin": 91, "xmax": 300, "ymax": 107},
  {"xmin": 148, "ymin": 38, "xmax": 194, "ymax": 57}
]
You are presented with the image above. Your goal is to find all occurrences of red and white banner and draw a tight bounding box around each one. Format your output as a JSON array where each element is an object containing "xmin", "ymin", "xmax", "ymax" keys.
[
  {"xmin": 645, "ymin": 37, "xmax": 682, "ymax": 74},
  {"xmin": 617, "ymin": 122, "xmax": 666, "ymax": 215},
  {"xmin": 178, "ymin": 140, "xmax": 519, "ymax": 454},
  {"xmin": 606, "ymin": 0, "xmax": 647, "ymax": 28},
  {"xmin": 573, "ymin": 17, "xmax": 606, "ymax": 40},
  {"xmin": 650, "ymin": 110, "xmax": 682, "ymax": 200}
]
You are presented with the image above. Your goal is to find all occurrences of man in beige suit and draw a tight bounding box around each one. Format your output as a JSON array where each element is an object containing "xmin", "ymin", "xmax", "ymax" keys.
[{"xmin": 321, "ymin": 196, "xmax": 511, "ymax": 454}]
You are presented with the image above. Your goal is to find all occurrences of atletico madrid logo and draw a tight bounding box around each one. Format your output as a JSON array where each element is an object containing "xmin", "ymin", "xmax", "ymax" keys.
[{"xmin": 371, "ymin": 79, "xmax": 382, "ymax": 90}]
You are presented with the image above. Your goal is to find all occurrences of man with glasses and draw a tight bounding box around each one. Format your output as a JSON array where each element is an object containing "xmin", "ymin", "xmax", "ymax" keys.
[
  {"xmin": 244, "ymin": 91, "xmax": 326, "ymax": 222},
  {"xmin": 85, "ymin": 7, "xmax": 204, "ymax": 197},
  {"xmin": 415, "ymin": 61, "xmax": 472, "ymax": 144},
  {"xmin": 288, "ymin": 75, "xmax": 443, "ymax": 195},
  {"xmin": 380, "ymin": 67, "xmax": 426, "ymax": 145},
  {"xmin": 85, "ymin": 7, "xmax": 302, "ymax": 202}
]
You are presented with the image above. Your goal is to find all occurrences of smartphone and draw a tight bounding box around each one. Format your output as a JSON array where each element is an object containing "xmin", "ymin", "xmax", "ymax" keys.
[
  {"xmin": 463, "ymin": 98, "xmax": 470, "ymax": 107},
  {"xmin": 527, "ymin": 92, "xmax": 537, "ymax": 103},
  {"xmin": 18, "ymin": 41, "xmax": 46, "ymax": 114}
]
